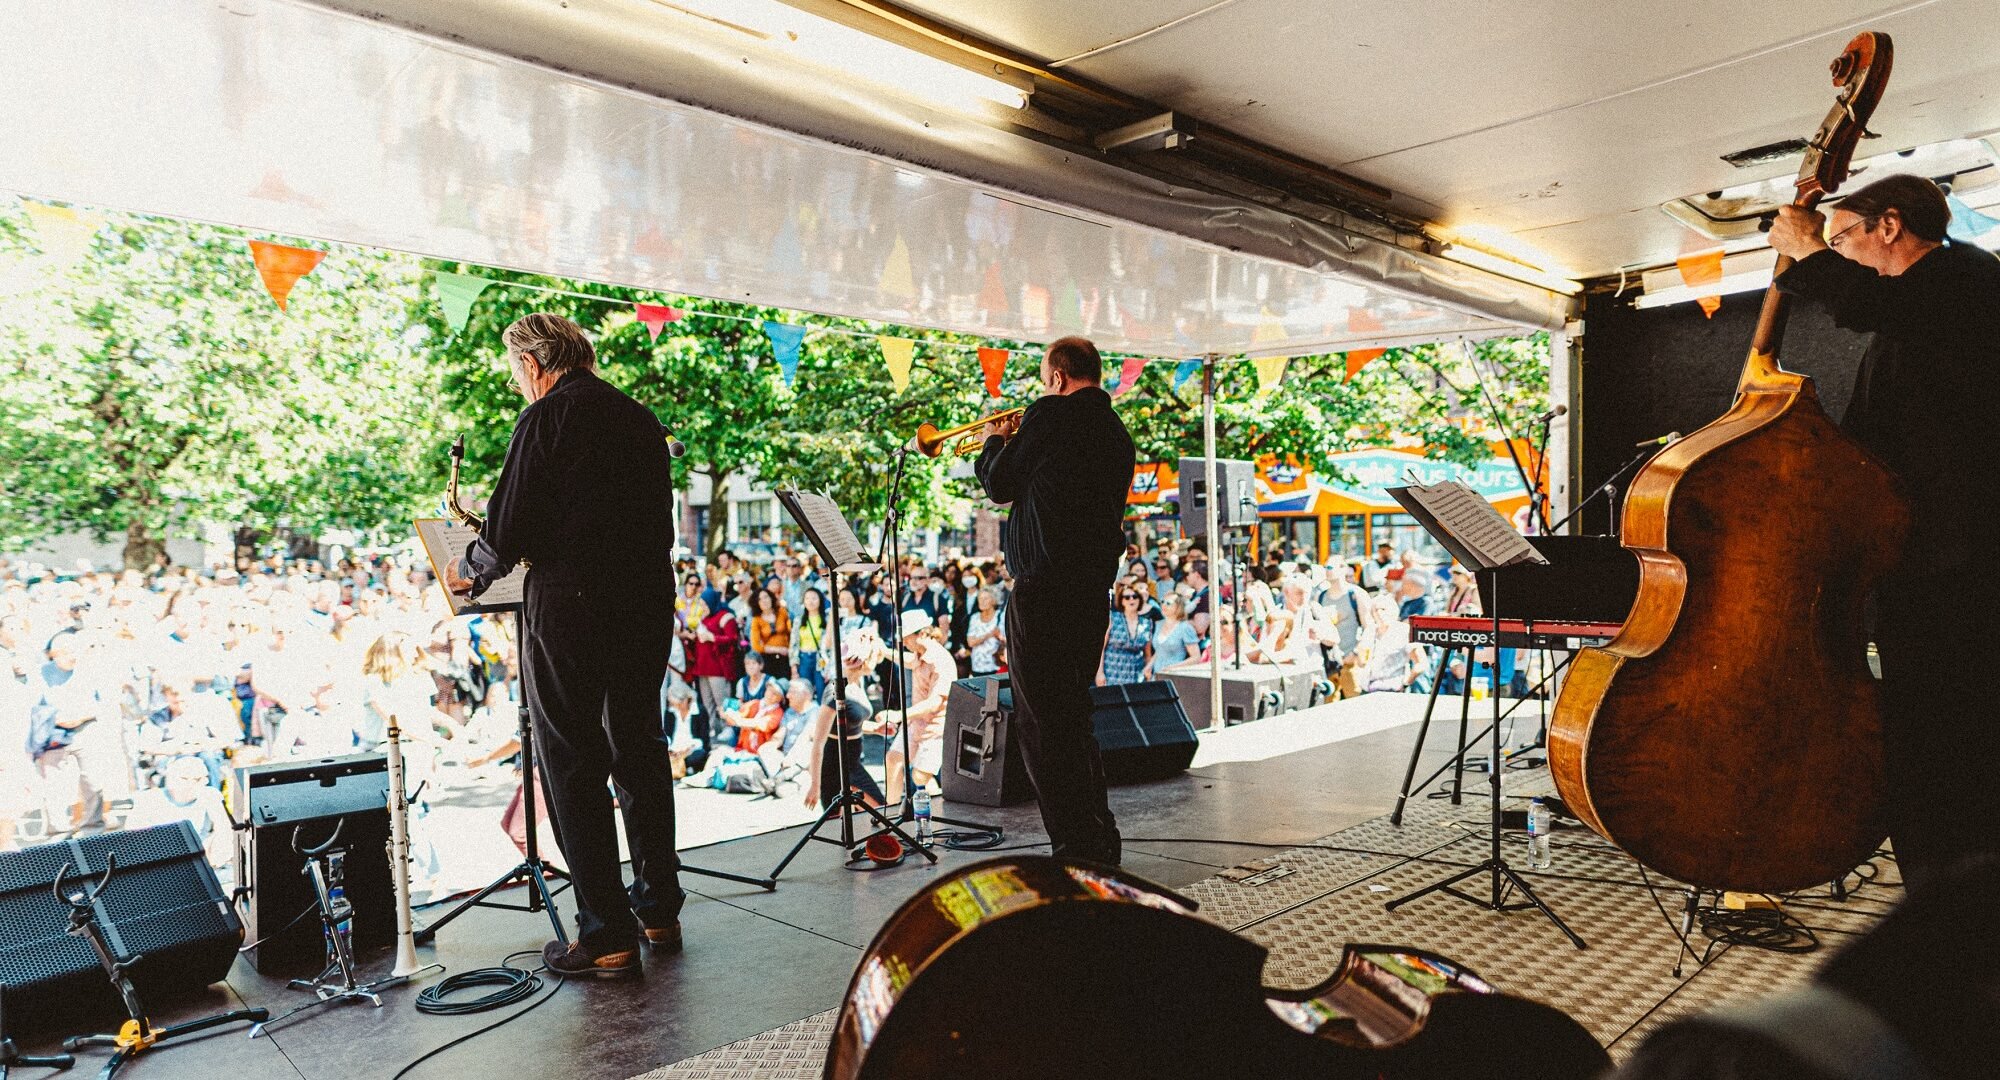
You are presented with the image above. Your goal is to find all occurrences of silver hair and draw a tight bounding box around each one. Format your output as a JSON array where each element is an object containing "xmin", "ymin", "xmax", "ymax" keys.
[{"xmin": 502, "ymin": 312, "xmax": 596, "ymax": 375}]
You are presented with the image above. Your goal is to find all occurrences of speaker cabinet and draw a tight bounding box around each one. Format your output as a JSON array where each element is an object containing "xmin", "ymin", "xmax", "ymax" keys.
[
  {"xmin": 1088, "ymin": 681, "xmax": 1198, "ymax": 783},
  {"xmin": 233, "ymin": 754, "xmax": 394, "ymax": 976},
  {"xmin": 942, "ymin": 676, "xmax": 1033, "ymax": 808},
  {"xmin": 0, "ymin": 823, "xmax": 242, "ymax": 1038},
  {"xmin": 1177, "ymin": 457, "xmax": 1257, "ymax": 538}
]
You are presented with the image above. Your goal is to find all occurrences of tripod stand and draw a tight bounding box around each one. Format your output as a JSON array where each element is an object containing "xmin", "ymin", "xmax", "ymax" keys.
[
  {"xmin": 759, "ymin": 559, "xmax": 932, "ymax": 882},
  {"xmin": 415, "ymin": 608, "xmax": 572, "ymax": 946},
  {"xmin": 1385, "ymin": 570, "xmax": 1585, "ymax": 949},
  {"xmin": 55, "ymin": 858, "xmax": 266, "ymax": 1079},
  {"xmin": 879, "ymin": 448, "xmax": 1002, "ymax": 841}
]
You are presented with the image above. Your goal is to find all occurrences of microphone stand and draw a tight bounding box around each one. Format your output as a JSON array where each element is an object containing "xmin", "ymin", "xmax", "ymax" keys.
[
  {"xmin": 883, "ymin": 443, "xmax": 1002, "ymax": 841},
  {"xmin": 1550, "ymin": 439, "xmax": 1670, "ymax": 536}
]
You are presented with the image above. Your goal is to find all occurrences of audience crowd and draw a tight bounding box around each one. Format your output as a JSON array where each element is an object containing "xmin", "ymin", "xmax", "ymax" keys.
[{"xmin": 0, "ymin": 532, "xmax": 1488, "ymax": 880}]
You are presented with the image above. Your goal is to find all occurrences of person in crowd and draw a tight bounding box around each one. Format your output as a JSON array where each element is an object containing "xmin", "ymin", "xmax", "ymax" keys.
[
  {"xmin": 1267, "ymin": 575, "xmax": 1334, "ymax": 677},
  {"xmin": 801, "ymin": 628, "xmax": 889, "ymax": 810},
  {"xmin": 1098, "ymin": 585, "xmax": 1153, "ymax": 686},
  {"xmin": 791, "ymin": 587, "xmax": 829, "ymax": 696},
  {"xmin": 690, "ymin": 599, "xmax": 743, "ymax": 743},
  {"xmin": 944, "ymin": 564, "xmax": 975, "ymax": 670},
  {"xmin": 872, "ymin": 610, "xmax": 957, "ymax": 805},
  {"xmin": 1361, "ymin": 595, "xmax": 1432, "ymax": 694},
  {"xmin": 966, "ymin": 587, "xmax": 1005, "ymax": 677},
  {"xmin": 1360, "ymin": 542, "xmax": 1396, "ymax": 592},
  {"xmin": 1394, "ymin": 568, "xmax": 1435, "ymax": 621},
  {"xmin": 836, "ymin": 586, "xmax": 871, "ymax": 637},
  {"xmin": 662, "ymin": 683, "xmax": 705, "ymax": 779},
  {"xmin": 749, "ymin": 588, "xmax": 792, "ymax": 679},
  {"xmin": 1144, "ymin": 593, "xmax": 1200, "ymax": 679},
  {"xmin": 1184, "ymin": 562, "xmax": 1211, "ymax": 638},
  {"xmin": 721, "ymin": 676, "xmax": 786, "ymax": 755},
  {"xmin": 1316, "ymin": 562, "xmax": 1374, "ymax": 698},
  {"xmin": 1444, "ymin": 564, "xmax": 1481, "ymax": 615},
  {"xmin": 733, "ymin": 651, "xmax": 776, "ymax": 713}
]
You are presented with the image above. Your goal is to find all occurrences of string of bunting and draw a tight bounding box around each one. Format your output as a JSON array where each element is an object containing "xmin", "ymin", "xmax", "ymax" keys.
[{"xmin": 7, "ymin": 200, "xmax": 1407, "ymax": 395}]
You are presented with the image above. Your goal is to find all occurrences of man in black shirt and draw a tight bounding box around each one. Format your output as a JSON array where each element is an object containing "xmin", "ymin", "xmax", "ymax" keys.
[
  {"xmin": 447, "ymin": 313, "xmax": 682, "ymax": 977},
  {"xmin": 975, "ymin": 336, "xmax": 1136, "ymax": 865},
  {"xmin": 1771, "ymin": 174, "xmax": 2000, "ymax": 889}
]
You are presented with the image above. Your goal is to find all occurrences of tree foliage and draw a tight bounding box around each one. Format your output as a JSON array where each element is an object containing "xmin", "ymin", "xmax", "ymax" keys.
[{"xmin": 0, "ymin": 205, "xmax": 438, "ymax": 567}]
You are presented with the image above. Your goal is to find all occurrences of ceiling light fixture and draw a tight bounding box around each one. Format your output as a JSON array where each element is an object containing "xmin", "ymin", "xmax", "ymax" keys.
[
  {"xmin": 658, "ymin": 0, "xmax": 1030, "ymax": 113},
  {"xmin": 1438, "ymin": 243, "xmax": 1582, "ymax": 296}
]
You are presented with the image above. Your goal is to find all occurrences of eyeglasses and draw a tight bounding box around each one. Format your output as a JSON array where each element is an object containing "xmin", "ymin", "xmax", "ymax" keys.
[
  {"xmin": 1827, "ymin": 215, "xmax": 1878, "ymax": 252},
  {"xmin": 1120, "ymin": 594, "xmax": 1141, "ymax": 601}
]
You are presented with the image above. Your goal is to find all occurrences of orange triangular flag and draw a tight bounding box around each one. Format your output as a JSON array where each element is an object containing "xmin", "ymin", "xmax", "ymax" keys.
[
  {"xmin": 1344, "ymin": 348, "xmax": 1387, "ymax": 383},
  {"xmin": 247, "ymin": 240, "xmax": 326, "ymax": 311},
  {"xmin": 978, "ymin": 347, "xmax": 1008, "ymax": 398},
  {"xmin": 635, "ymin": 303, "xmax": 682, "ymax": 341},
  {"xmin": 1676, "ymin": 250, "xmax": 1725, "ymax": 318}
]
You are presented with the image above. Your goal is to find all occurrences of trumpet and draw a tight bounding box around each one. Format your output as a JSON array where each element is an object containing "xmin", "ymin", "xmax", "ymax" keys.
[{"xmin": 912, "ymin": 407, "xmax": 1024, "ymax": 457}]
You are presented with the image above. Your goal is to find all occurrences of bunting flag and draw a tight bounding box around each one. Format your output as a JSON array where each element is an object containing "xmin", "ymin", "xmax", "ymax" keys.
[
  {"xmin": 20, "ymin": 200, "xmax": 105, "ymax": 272},
  {"xmin": 1344, "ymin": 348, "xmax": 1387, "ymax": 383},
  {"xmin": 247, "ymin": 240, "xmax": 327, "ymax": 311},
  {"xmin": 763, "ymin": 321, "xmax": 808, "ymax": 386},
  {"xmin": 635, "ymin": 302, "xmax": 682, "ymax": 342},
  {"xmin": 977, "ymin": 347, "xmax": 1009, "ymax": 398},
  {"xmin": 1172, "ymin": 358, "xmax": 1201, "ymax": 392},
  {"xmin": 1676, "ymin": 249, "xmax": 1725, "ymax": 318},
  {"xmin": 1947, "ymin": 193, "xmax": 2000, "ymax": 239},
  {"xmin": 1253, "ymin": 354, "xmax": 1289, "ymax": 396},
  {"xmin": 1112, "ymin": 355, "xmax": 1146, "ymax": 396},
  {"xmin": 879, "ymin": 233, "xmax": 916, "ymax": 300},
  {"xmin": 879, "ymin": 335, "xmax": 915, "ymax": 393},
  {"xmin": 435, "ymin": 272, "xmax": 496, "ymax": 335}
]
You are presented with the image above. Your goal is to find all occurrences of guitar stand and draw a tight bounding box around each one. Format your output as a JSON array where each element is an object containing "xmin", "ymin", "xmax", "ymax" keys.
[
  {"xmin": 249, "ymin": 821, "xmax": 425, "ymax": 1038},
  {"xmin": 55, "ymin": 858, "xmax": 266, "ymax": 1079},
  {"xmin": 1385, "ymin": 575, "xmax": 1586, "ymax": 950}
]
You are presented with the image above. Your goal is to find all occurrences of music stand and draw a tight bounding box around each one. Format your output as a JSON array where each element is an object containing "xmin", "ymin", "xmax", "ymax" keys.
[
  {"xmin": 749, "ymin": 490, "xmax": 932, "ymax": 881},
  {"xmin": 1379, "ymin": 481, "xmax": 1585, "ymax": 950}
]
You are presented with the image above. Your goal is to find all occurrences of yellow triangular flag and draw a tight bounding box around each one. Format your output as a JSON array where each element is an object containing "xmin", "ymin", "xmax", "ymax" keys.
[
  {"xmin": 21, "ymin": 200, "xmax": 105, "ymax": 273},
  {"xmin": 1254, "ymin": 354, "xmax": 1289, "ymax": 396},
  {"xmin": 879, "ymin": 335, "xmax": 916, "ymax": 393},
  {"xmin": 879, "ymin": 234, "xmax": 916, "ymax": 301}
]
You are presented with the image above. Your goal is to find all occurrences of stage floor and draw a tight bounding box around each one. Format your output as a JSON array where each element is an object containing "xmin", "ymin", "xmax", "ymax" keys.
[{"xmin": 12, "ymin": 694, "xmax": 1898, "ymax": 1078}]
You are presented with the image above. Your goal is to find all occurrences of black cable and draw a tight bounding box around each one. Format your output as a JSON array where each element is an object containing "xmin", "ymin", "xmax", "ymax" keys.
[
  {"xmin": 237, "ymin": 902, "xmax": 319, "ymax": 954},
  {"xmin": 936, "ymin": 826, "xmax": 1004, "ymax": 850},
  {"xmin": 393, "ymin": 951, "xmax": 564, "ymax": 1080},
  {"xmin": 1697, "ymin": 901, "xmax": 1819, "ymax": 954}
]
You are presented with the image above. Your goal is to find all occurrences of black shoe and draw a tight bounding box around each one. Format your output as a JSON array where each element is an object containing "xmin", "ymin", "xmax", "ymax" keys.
[
  {"xmin": 642, "ymin": 923, "xmax": 683, "ymax": 954},
  {"xmin": 541, "ymin": 938, "xmax": 639, "ymax": 978}
]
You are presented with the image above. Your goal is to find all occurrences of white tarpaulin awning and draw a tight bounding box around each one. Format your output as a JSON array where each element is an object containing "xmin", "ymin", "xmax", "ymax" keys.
[{"xmin": 0, "ymin": 0, "xmax": 1566, "ymax": 355}]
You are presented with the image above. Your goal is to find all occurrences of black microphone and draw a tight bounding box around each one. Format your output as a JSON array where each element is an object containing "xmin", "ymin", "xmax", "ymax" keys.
[
  {"xmin": 1635, "ymin": 431, "xmax": 1681, "ymax": 447},
  {"xmin": 1532, "ymin": 404, "xmax": 1568, "ymax": 424},
  {"xmin": 661, "ymin": 424, "xmax": 687, "ymax": 459}
]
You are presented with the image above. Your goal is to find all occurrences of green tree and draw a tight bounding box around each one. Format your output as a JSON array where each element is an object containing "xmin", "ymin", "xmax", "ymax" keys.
[{"xmin": 0, "ymin": 205, "xmax": 438, "ymax": 568}]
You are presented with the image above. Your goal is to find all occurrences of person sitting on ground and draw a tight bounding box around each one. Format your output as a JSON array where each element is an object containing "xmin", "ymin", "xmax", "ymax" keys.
[
  {"xmin": 733, "ymin": 650, "xmax": 774, "ymax": 709},
  {"xmin": 872, "ymin": 610, "xmax": 957, "ymax": 803},
  {"xmin": 662, "ymin": 683, "xmax": 706, "ymax": 778},
  {"xmin": 722, "ymin": 675, "xmax": 786, "ymax": 755},
  {"xmin": 757, "ymin": 678, "xmax": 821, "ymax": 791},
  {"xmin": 801, "ymin": 628, "xmax": 890, "ymax": 810}
]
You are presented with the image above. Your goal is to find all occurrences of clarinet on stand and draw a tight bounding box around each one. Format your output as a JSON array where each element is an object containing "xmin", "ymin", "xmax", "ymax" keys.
[{"xmin": 384, "ymin": 717, "xmax": 423, "ymax": 978}]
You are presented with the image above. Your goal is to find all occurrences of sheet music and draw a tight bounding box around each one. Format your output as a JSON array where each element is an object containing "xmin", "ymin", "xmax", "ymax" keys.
[
  {"xmin": 414, "ymin": 518, "xmax": 525, "ymax": 614},
  {"xmin": 1403, "ymin": 481, "xmax": 1547, "ymax": 571},
  {"xmin": 780, "ymin": 490, "xmax": 872, "ymax": 570}
]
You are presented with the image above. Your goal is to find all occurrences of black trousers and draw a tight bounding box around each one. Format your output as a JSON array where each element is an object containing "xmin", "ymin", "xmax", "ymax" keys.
[
  {"xmin": 1877, "ymin": 617, "xmax": 2000, "ymax": 893},
  {"xmin": 1005, "ymin": 582, "xmax": 1119, "ymax": 862},
  {"xmin": 523, "ymin": 585, "xmax": 683, "ymax": 951}
]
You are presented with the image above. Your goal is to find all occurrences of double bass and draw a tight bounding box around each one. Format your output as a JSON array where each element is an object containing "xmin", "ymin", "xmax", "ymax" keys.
[
  {"xmin": 824, "ymin": 856, "xmax": 1607, "ymax": 1079},
  {"xmin": 1549, "ymin": 32, "xmax": 1910, "ymax": 894}
]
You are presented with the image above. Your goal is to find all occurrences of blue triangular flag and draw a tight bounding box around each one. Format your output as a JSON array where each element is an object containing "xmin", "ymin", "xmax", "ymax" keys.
[
  {"xmin": 1172, "ymin": 358, "xmax": 1201, "ymax": 392},
  {"xmin": 763, "ymin": 321, "xmax": 808, "ymax": 386},
  {"xmin": 1947, "ymin": 193, "xmax": 2000, "ymax": 240}
]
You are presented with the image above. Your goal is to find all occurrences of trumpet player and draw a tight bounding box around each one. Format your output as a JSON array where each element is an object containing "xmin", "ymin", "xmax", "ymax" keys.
[
  {"xmin": 973, "ymin": 336, "xmax": 1135, "ymax": 866},
  {"xmin": 443, "ymin": 313, "xmax": 683, "ymax": 979}
]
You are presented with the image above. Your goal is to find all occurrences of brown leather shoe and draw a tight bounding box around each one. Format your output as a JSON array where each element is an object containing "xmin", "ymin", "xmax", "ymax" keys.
[
  {"xmin": 643, "ymin": 923, "xmax": 683, "ymax": 954},
  {"xmin": 542, "ymin": 938, "xmax": 639, "ymax": 978}
]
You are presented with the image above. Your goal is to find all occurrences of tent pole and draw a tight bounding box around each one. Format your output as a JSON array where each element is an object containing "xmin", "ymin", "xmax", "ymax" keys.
[{"xmin": 1202, "ymin": 353, "xmax": 1223, "ymax": 733}]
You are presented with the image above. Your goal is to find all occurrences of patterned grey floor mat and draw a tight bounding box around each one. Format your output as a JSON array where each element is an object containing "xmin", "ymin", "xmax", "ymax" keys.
[{"xmin": 634, "ymin": 770, "xmax": 1901, "ymax": 1078}]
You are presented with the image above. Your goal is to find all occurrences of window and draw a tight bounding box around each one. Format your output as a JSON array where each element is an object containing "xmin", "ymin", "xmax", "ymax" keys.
[
  {"xmin": 1371, "ymin": 513, "xmax": 1449, "ymax": 566},
  {"xmin": 1326, "ymin": 515, "xmax": 1366, "ymax": 562},
  {"xmin": 1257, "ymin": 518, "xmax": 1319, "ymax": 564}
]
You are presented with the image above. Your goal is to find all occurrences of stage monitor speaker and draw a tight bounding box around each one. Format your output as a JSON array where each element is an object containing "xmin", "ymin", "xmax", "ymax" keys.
[
  {"xmin": 1177, "ymin": 457, "xmax": 1257, "ymax": 538},
  {"xmin": 1162, "ymin": 665, "xmax": 1289, "ymax": 729},
  {"xmin": 0, "ymin": 822, "xmax": 242, "ymax": 1038},
  {"xmin": 233, "ymin": 753, "xmax": 394, "ymax": 976},
  {"xmin": 1089, "ymin": 681, "xmax": 1198, "ymax": 783},
  {"xmin": 942, "ymin": 676, "xmax": 1034, "ymax": 808},
  {"xmin": 1477, "ymin": 535, "xmax": 1641, "ymax": 625}
]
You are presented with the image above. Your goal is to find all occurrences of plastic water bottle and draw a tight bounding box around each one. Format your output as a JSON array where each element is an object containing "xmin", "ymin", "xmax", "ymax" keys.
[
  {"xmin": 913, "ymin": 789, "xmax": 933, "ymax": 847},
  {"xmin": 1527, "ymin": 798, "xmax": 1552, "ymax": 869},
  {"xmin": 329, "ymin": 883, "xmax": 354, "ymax": 952}
]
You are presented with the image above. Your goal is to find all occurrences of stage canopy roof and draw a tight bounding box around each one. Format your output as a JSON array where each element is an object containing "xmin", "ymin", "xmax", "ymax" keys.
[{"xmin": 0, "ymin": 0, "xmax": 1568, "ymax": 358}]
